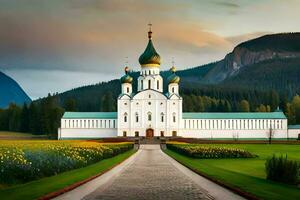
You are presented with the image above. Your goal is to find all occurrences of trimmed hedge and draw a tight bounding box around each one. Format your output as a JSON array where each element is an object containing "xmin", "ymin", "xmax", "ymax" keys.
[
  {"xmin": 265, "ymin": 155, "xmax": 300, "ymax": 185},
  {"xmin": 167, "ymin": 144, "xmax": 256, "ymax": 159}
]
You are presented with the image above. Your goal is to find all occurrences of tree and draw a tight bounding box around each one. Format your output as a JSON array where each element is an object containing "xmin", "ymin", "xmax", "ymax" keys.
[
  {"xmin": 239, "ymin": 100, "xmax": 250, "ymax": 112},
  {"xmin": 64, "ymin": 98, "xmax": 77, "ymax": 111},
  {"xmin": 267, "ymin": 127, "xmax": 275, "ymax": 144},
  {"xmin": 20, "ymin": 103, "xmax": 29, "ymax": 132},
  {"xmin": 256, "ymin": 104, "xmax": 267, "ymax": 112},
  {"xmin": 291, "ymin": 95, "xmax": 300, "ymax": 124}
]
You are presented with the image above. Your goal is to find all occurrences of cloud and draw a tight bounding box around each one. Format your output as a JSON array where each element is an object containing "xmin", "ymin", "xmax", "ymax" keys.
[{"xmin": 214, "ymin": 1, "xmax": 240, "ymax": 8}]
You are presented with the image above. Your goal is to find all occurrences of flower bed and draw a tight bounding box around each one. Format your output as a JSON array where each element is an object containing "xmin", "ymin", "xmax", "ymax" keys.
[
  {"xmin": 166, "ymin": 143, "xmax": 256, "ymax": 159},
  {"xmin": 0, "ymin": 141, "xmax": 133, "ymax": 184}
]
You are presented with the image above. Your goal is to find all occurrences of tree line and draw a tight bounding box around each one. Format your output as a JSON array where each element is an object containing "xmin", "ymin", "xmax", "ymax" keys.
[{"xmin": 1, "ymin": 91, "xmax": 300, "ymax": 136}]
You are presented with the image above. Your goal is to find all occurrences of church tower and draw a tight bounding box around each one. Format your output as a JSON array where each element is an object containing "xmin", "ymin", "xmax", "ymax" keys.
[
  {"xmin": 168, "ymin": 65, "xmax": 180, "ymax": 95},
  {"xmin": 120, "ymin": 66, "xmax": 133, "ymax": 95},
  {"xmin": 137, "ymin": 24, "xmax": 163, "ymax": 93}
]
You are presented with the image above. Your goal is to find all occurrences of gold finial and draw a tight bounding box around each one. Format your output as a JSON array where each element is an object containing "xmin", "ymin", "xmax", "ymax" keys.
[
  {"xmin": 125, "ymin": 57, "xmax": 129, "ymax": 74},
  {"xmin": 148, "ymin": 23, "xmax": 152, "ymax": 39},
  {"xmin": 170, "ymin": 57, "xmax": 176, "ymax": 73}
]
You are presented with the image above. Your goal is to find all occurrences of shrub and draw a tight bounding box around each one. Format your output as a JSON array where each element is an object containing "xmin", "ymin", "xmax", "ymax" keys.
[
  {"xmin": 167, "ymin": 144, "xmax": 256, "ymax": 159},
  {"xmin": 265, "ymin": 155, "xmax": 300, "ymax": 184}
]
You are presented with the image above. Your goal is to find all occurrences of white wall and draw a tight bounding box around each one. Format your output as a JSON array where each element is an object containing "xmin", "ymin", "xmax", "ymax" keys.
[
  {"xmin": 59, "ymin": 128, "xmax": 117, "ymax": 139},
  {"xmin": 288, "ymin": 129, "xmax": 300, "ymax": 139},
  {"xmin": 180, "ymin": 119, "xmax": 289, "ymax": 139},
  {"xmin": 59, "ymin": 118, "xmax": 117, "ymax": 139}
]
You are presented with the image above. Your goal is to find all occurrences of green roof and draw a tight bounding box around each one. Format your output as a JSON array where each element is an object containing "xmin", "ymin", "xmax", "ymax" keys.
[
  {"xmin": 288, "ymin": 125, "xmax": 300, "ymax": 129},
  {"xmin": 62, "ymin": 112, "xmax": 117, "ymax": 119},
  {"xmin": 183, "ymin": 112, "xmax": 286, "ymax": 119}
]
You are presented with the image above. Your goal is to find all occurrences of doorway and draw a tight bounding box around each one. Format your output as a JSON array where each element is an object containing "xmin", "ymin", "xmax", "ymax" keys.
[{"xmin": 146, "ymin": 128, "xmax": 154, "ymax": 137}]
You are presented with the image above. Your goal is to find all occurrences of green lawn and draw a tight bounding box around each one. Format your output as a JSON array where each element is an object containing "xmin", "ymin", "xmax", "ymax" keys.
[
  {"xmin": 0, "ymin": 131, "xmax": 46, "ymax": 139},
  {"xmin": 165, "ymin": 144, "xmax": 300, "ymax": 200},
  {"xmin": 0, "ymin": 149, "xmax": 135, "ymax": 200}
]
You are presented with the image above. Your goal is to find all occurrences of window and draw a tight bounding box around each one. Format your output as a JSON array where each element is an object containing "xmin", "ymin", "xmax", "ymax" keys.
[
  {"xmin": 148, "ymin": 80, "xmax": 151, "ymax": 89},
  {"xmin": 148, "ymin": 102, "xmax": 151, "ymax": 105},
  {"xmin": 141, "ymin": 80, "xmax": 143, "ymax": 90},
  {"xmin": 124, "ymin": 113, "xmax": 128, "ymax": 122},
  {"xmin": 172, "ymin": 131, "xmax": 177, "ymax": 137},
  {"xmin": 135, "ymin": 131, "xmax": 139, "ymax": 137},
  {"xmin": 157, "ymin": 80, "xmax": 159, "ymax": 90},
  {"xmin": 160, "ymin": 131, "xmax": 164, "ymax": 137},
  {"xmin": 126, "ymin": 87, "xmax": 129, "ymax": 93},
  {"xmin": 173, "ymin": 113, "xmax": 176, "ymax": 123},
  {"xmin": 135, "ymin": 113, "xmax": 139, "ymax": 122},
  {"xmin": 148, "ymin": 112, "xmax": 152, "ymax": 121},
  {"xmin": 123, "ymin": 131, "xmax": 127, "ymax": 137},
  {"xmin": 172, "ymin": 87, "xmax": 175, "ymax": 93},
  {"xmin": 161, "ymin": 113, "xmax": 164, "ymax": 122}
]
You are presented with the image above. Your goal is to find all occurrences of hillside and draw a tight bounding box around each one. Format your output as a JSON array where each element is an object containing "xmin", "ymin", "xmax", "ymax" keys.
[
  {"xmin": 202, "ymin": 33, "xmax": 300, "ymax": 84},
  {"xmin": 0, "ymin": 71, "xmax": 31, "ymax": 108}
]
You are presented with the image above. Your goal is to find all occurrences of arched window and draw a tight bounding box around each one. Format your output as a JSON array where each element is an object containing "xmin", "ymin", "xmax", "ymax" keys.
[
  {"xmin": 148, "ymin": 112, "xmax": 152, "ymax": 121},
  {"xmin": 124, "ymin": 113, "xmax": 128, "ymax": 122},
  {"xmin": 135, "ymin": 113, "xmax": 139, "ymax": 122},
  {"xmin": 161, "ymin": 113, "xmax": 164, "ymax": 122},
  {"xmin": 126, "ymin": 87, "xmax": 129, "ymax": 93},
  {"xmin": 141, "ymin": 80, "xmax": 143, "ymax": 90},
  {"xmin": 157, "ymin": 80, "xmax": 159, "ymax": 90},
  {"xmin": 148, "ymin": 80, "xmax": 151, "ymax": 89},
  {"xmin": 173, "ymin": 113, "xmax": 176, "ymax": 123},
  {"xmin": 172, "ymin": 87, "xmax": 175, "ymax": 93}
]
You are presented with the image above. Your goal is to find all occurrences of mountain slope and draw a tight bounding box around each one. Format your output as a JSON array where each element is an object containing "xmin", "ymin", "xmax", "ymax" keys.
[
  {"xmin": 0, "ymin": 71, "xmax": 31, "ymax": 108},
  {"xmin": 202, "ymin": 33, "xmax": 300, "ymax": 84}
]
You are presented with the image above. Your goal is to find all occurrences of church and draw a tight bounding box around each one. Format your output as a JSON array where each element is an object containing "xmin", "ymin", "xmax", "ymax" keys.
[{"xmin": 58, "ymin": 28, "xmax": 300, "ymax": 140}]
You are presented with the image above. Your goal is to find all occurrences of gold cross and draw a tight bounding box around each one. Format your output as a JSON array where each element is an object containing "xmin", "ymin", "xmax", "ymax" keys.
[{"xmin": 148, "ymin": 23, "xmax": 152, "ymax": 31}]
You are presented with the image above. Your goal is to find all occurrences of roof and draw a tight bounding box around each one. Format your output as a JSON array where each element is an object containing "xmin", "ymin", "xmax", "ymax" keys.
[
  {"xmin": 183, "ymin": 112, "xmax": 287, "ymax": 119},
  {"xmin": 139, "ymin": 39, "xmax": 161, "ymax": 66},
  {"xmin": 62, "ymin": 112, "xmax": 117, "ymax": 119},
  {"xmin": 288, "ymin": 125, "xmax": 300, "ymax": 129}
]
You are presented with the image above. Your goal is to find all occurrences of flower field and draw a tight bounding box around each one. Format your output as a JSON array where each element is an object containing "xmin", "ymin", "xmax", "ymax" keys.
[
  {"xmin": 166, "ymin": 143, "xmax": 256, "ymax": 159},
  {"xmin": 0, "ymin": 140, "xmax": 133, "ymax": 184}
]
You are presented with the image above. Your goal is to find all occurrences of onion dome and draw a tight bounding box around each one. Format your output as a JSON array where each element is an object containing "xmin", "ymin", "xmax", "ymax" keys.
[
  {"xmin": 168, "ymin": 66, "xmax": 180, "ymax": 84},
  {"xmin": 138, "ymin": 26, "xmax": 161, "ymax": 67},
  {"xmin": 120, "ymin": 66, "xmax": 133, "ymax": 84}
]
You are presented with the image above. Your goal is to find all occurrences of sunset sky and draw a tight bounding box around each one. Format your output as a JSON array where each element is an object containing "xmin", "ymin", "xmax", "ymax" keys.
[{"xmin": 1, "ymin": 0, "xmax": 300, "ymax": 99}]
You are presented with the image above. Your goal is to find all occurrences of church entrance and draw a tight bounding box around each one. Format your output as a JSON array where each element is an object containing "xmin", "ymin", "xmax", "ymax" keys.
[{"xmin": 146, "ymin": 128, "xmax": 154, "ymax": 138}]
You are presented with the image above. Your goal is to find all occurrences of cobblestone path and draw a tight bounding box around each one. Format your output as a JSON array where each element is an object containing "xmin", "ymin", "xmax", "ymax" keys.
[{"xmin": 83, "ymin": 145, "xmax": 213, "ymax": 200}]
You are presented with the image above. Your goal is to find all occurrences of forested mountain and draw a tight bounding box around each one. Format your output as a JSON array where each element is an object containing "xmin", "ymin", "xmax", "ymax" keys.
[{"xmin": 0, "ymin": 71, "xmax": 31, "ymax": 108}]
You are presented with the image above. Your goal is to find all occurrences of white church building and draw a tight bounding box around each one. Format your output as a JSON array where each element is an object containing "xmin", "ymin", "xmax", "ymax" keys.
[{"xmin": 58, "ymin": 28, "xmax": 300, "ymax": 140}]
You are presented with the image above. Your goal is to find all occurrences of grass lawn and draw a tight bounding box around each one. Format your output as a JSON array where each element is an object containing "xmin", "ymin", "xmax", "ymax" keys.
[
  {"xmin": 0, "ymin": 149, "xmax": 135, "ymax": 200},
  {"xmin": 0, "ymin": 131, "xmax": 46, "ymax": 139},
  {"xmin": 165, "ymin": 144, "xmax": 300, "ymax": 200}
]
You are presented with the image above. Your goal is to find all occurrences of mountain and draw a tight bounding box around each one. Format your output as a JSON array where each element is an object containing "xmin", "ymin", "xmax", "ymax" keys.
[
  {"xmin": 202, "ymin": 33, "xmax": 300, "ymax": 84},
  {"xmin": 52, "ymin": 32, "xmax": 300, "ymax": 111},
  {"xmin": 0, "ymin": 71, "xmax": 31, "ymax": 108}
]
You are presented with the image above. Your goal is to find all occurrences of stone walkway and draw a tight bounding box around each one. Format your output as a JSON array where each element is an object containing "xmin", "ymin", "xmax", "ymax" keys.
[{"xmin": 55, "ymin": 145, "xmax": 244, "ymax": 200}]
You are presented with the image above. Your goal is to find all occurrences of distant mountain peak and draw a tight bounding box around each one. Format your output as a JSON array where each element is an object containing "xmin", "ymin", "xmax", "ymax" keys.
[{"xmin": 0, "ymin": 71, "xmax": 31, "ymax": 108}]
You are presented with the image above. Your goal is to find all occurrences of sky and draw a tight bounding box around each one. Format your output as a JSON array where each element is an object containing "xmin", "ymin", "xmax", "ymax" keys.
[{"xmin": 0, "ymin": 0, "xmax": 299, "ymax": 99}]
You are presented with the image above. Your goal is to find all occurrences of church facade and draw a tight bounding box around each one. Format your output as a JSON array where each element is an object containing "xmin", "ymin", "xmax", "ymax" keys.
[{"xmin": 58, "ymin": 29, "xmax": 299, "ymax": 140}]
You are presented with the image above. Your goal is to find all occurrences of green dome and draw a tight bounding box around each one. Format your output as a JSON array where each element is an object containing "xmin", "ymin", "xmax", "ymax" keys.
[
  {"xmin": 121, "ymin": 74, "xmax": 133, "ymax": 84},
  {"xmin": 139, "ymin": 35, "xmax": 161, "ymax": 66},
  {"xmin": 168, "ymin": 73, "xmax": 180, "ymax": 84}
]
